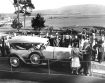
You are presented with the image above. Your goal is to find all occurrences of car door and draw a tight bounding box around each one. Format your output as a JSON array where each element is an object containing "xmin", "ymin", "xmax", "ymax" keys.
[
  {"xmin": 53, "ymin": 47, "xmax": 72, "ymax": 60},
  {"xmin": 10, "ymin": 44, "xmax": 32, "ymax": 58},
  {"xmin": 41, "ymin": 46, "xmax": 54, "ymax": 59}
]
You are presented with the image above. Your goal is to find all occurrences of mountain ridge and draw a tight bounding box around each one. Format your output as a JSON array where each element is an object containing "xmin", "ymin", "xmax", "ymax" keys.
[{"xmin": 33, "ymin": 4, "xmax": 105, "ymax": 15}]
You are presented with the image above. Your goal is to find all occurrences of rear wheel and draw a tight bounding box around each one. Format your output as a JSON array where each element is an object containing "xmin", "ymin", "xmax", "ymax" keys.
[
  {"xmin": 30, "ymin": 53, "xmax": 40, "ymax": 65},
  {"xmin": 9, "ymin": 56, "xmax": 20, "ymax": 68}
]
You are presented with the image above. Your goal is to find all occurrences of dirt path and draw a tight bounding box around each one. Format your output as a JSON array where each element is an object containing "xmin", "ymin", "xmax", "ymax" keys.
[{"xmin": 0, "ymin": 79, "xmax": 38, "ymax": 83}]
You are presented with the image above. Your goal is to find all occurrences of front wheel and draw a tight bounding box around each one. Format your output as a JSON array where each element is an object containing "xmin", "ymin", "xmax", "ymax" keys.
[
  {"xmin": 9, "ymin": 56, "xmax": 20, "ymax": 68},
  {"xmin": 30, "ymin": 53, "xmax": 41, "ymax": 65}
]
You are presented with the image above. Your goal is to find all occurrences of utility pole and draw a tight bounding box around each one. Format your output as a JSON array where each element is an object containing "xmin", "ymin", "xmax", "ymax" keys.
[
  {"xmin": 24, "ymin": 11, "xmax": 26, "ymax": 29},
  {"xmin": 17, "ymin": 0, "xmax": 20, "ymax": 31},
  {"xmin": 24, "ymin": 0, "xmax": 26, "ymax": 29}
]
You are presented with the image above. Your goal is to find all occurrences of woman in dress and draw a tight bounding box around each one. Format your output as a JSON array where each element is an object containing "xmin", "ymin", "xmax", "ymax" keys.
[{"xmin": 71, "ymin": 43, "xmax": 81, "ymax": 75}]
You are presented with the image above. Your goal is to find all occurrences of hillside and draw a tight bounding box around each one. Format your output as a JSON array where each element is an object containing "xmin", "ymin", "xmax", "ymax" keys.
[
  {"xmin": 1, "ymin": 4, "xmax": 105, "ymax": 30},
  {"xmin": 34, "ymin": 4, "xmax": 105, "ymax": 16},
  {"xmin": 2, "ymin": 4, "xmax": 105, "ymax": 17}
]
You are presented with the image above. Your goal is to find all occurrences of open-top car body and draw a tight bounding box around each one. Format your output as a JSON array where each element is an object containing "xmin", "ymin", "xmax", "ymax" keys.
[{"xmin": 7, "ymin": 36, "xmax": 72, "ymax": 67}]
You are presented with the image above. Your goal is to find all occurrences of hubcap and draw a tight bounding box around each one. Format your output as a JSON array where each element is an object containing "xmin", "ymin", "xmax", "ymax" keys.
[
  {"xmin": 10, "ymin": 57, "xmax": 20, "ymax": 67},
  {"xmin": 30, "ymin": 54, "xmax": 40, "ymax": 64}
]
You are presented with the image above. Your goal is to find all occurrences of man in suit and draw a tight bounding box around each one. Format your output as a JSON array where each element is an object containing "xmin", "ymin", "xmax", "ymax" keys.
[
  {"xmin": 79, "ymin": 41, "xmax": 92, "ymax": 76},
  {"xmin": 98, "ymin": 42, "xmax": 104, "ymax": 63}
]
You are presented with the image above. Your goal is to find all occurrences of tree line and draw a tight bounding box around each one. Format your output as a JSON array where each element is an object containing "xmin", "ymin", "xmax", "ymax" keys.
[
  {"xmin": 11, "ymin": 0, "xmax": 45, "ymax": 31},
  {"xmin": 11, "ymin": 13, "xmax": 45, "ymax": 31}
]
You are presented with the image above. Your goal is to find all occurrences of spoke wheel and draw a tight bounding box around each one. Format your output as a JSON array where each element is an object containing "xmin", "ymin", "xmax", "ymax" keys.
[
  {"xmin": 10, "ymin": 56, "xmax": 20, "ymax": 68},
  {"xmin": 30, "ymin": 54, "xmax": 40, "ymax": 65}
]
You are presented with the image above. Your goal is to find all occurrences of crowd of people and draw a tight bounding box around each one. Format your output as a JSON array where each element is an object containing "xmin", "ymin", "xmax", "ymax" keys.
[
  {"xmin": 9, "ymin": 29, "xmax": 105, "ymax": 76},
  {"xmin": 0, "ymin": 28, "xmax": 105, "ymax": 76},
  {"xmin": 44, "ymin": 29, "xmax": 105, "ymax": 76}
]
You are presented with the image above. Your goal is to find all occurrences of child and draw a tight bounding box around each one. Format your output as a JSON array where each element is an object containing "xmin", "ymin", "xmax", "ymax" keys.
[{"xmin": 71, "ymin": 43, "xmax": 81, "ymax": 75}]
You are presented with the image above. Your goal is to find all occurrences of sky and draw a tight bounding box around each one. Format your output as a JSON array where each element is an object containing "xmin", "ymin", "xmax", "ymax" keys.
[{"xmin": 0, "ymin": 0, "xmax": 105, "ymax": 13}]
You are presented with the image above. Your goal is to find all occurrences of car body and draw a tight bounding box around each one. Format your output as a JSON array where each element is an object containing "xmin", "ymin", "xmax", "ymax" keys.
[{"xmin": 7, "ymin": 36, "xmax": 72, "ymax": 67}]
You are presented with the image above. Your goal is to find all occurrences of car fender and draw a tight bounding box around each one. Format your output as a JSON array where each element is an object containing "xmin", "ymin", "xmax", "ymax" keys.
[
  {"xmin": 28, "ymin": 51, "xmax": 44, "ymax": 59},
  {"xmin": 9, "ymin": 53, "xmax": 26, "ymax": 63}
]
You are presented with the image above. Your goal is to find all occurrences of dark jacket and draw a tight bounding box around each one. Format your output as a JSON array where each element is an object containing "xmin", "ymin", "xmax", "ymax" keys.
[{"xmin": 83, "ymin": 45, "xmax": 92, "ymax": 61}]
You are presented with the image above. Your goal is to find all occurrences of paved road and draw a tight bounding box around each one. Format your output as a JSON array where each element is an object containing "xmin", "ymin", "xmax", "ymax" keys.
[
  {"xmin": 0, "ymin": 58, "xmax": 71, "ymax": 75},
  {"xmin": 0, "ymin": 79, "xmax": 36, "ymax": 83},
  {"xmin": 0, "ymin": 57, "xmax": 105, "ymax": 77},
  {"xmin": 0, "ymin": 57, "xmax": 105, "ymax": 83}
]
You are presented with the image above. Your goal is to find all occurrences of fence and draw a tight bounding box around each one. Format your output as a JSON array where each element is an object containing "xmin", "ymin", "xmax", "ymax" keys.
[{"xmin": 0, "ymin": 57, "xmax": 104, "ymax": 77}]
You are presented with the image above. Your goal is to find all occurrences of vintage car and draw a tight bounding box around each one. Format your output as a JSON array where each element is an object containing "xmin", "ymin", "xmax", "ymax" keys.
[{"xmin": 7, "ymin": 36, "xmax": 72, "ymax": 67}]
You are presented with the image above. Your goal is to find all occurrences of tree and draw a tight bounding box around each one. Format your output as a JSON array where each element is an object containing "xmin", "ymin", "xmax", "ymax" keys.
[
  {"xmin": 14, "ymin": 0, "xmax": 35, "ymax": 15},
  {"xmin": 31, "ymin": 13, "xmax": 45, "ymax": 31},
  {"xmin": 11, "ymin": 18, "xmax": 23, "ymax": 31},
  {"xmin": 12, "ymin": 0, "xmax": 35, "ymax": 30}
]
